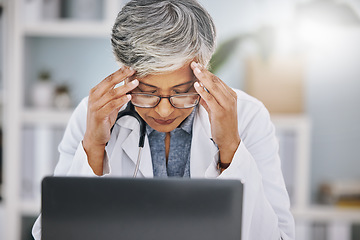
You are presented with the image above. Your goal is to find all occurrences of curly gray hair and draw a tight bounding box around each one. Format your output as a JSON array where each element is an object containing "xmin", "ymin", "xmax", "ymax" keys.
[{"xmin": 111, "ymin": 0, "xmax": 216, "ymax": 77}]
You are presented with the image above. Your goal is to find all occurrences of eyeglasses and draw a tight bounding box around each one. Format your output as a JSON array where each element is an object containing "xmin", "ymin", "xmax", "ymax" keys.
[{"xmin": 130, "ymin": 92, "xmax": 200, "ymax": 109}]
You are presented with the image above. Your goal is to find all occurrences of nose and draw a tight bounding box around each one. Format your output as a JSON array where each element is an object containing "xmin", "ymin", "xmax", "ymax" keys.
[{"xmin": 154, "ymin": 98, "xmax": 174, "ymax": 118}]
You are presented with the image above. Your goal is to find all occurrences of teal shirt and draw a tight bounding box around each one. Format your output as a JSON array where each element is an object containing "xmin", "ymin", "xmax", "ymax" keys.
[{"xmin": 146, "ymin": 108, "xmax": 196, "ymax": 177}]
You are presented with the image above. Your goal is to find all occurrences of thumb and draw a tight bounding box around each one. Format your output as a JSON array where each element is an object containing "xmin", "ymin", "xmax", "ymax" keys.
[{"xmin": 109, "ymin": 106, "xmax": 122, "ymax": 125}]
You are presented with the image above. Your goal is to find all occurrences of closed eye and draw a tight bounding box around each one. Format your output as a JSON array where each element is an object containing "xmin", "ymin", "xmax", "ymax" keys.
[
  {"xmin": 174, "ymin": 90, "xmax": 189, "ymax": 94},
  {"xmin": 135, "ymin": 86, "xmax": 157, "ymax": 94},
  {"xmin": 173, "ymin": 85, "xmax": 195, "ymax": 94}
]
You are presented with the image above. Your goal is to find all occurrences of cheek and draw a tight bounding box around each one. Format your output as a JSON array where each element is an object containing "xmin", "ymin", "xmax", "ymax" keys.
[
  {"xmin": 134, "ymin": 107, "xmax": 151, "ymax": 119},
  {"xmin": 179, "ymin": 108, "xmax": 194, "ymax": 117}
]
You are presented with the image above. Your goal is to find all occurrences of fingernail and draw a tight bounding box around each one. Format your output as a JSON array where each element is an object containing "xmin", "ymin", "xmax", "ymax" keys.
[
  {"xmin": 195, "ymin": 67, "xmax": 201, "ymax": 74},
  {"xmin": 131, "ymin": 79, "xmax": 139, "ymax": 85},
  {"xmin": 194, "ymin": 82, "xmax": 200, "ymax": 88},
  {"xmin": 127, "ymin": 94, "xmax": 132, "ymax": 100},
  {"xmin": 129, "ymin": 66, "xmax": 134, "ymax": 71}
]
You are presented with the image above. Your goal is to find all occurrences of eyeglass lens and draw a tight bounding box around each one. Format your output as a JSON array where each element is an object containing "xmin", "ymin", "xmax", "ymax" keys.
[{"xmin": 131, "ymin": 93, "xmax": 199, "ymax": 108}]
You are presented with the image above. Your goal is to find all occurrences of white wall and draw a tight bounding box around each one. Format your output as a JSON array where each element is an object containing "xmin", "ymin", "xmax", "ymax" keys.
[
  {"xmin": 200, "ymin": 0, "xmax": 360, "ymax": 201},
  {"xmin": 305, "ymin": 28, "xmax": 360, "ymax": 199}
]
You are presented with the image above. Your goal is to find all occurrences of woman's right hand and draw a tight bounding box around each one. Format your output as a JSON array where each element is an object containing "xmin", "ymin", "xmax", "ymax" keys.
[{"xmin": 83, "ymin": 67, "xmax": 138, "ymax": 175}]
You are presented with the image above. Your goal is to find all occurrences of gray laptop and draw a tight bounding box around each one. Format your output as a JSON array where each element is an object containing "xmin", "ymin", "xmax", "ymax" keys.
[{"xmin": 41, "ymin": 177, "xmax": 243, "ymax": 240}]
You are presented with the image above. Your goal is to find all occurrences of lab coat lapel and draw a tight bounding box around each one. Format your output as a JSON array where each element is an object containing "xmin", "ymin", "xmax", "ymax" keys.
[
  {"xmin": 117, "ymin": 116, "xmax": 153, "ymax": 178},
  {"xmin": 190, "ymin": 106, "xmax": 219, "ymax": 177}
]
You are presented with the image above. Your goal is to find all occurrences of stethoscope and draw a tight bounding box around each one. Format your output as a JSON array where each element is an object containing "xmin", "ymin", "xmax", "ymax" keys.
[{"xmin": 109, "ymin": 102, "xmax": 146, "ymax": 178}]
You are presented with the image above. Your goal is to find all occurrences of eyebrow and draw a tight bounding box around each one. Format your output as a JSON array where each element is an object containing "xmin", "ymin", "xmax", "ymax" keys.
[{"xmin": 138, "ymin": 80, "xmax": 194, "ymax": 89}]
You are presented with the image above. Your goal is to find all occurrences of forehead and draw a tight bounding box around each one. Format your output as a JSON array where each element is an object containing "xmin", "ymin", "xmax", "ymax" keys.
[{"xmin": 138, "ymin": 64, "xmax": 194, "ymax": 89}]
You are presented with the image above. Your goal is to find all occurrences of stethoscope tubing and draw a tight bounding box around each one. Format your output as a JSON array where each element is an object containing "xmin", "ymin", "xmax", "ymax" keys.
[
  {"xmin": 109, "ymin": 102, "xmax": 147, "ymax": 178},
  {"xmin": 133, "ymin": 147, "xmax": 142, "ymax": 178}
]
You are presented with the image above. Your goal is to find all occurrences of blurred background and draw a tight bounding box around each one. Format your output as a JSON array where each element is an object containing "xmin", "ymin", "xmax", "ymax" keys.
[{"xmin": 1, "ymin": 0, "xmax": 360, "ymax": 239}]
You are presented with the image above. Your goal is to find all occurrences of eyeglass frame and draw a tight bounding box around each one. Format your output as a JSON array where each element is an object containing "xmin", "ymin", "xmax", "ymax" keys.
[{"xmin": 130, "ymin": 92, "xmax": 200, "ymax": 109}]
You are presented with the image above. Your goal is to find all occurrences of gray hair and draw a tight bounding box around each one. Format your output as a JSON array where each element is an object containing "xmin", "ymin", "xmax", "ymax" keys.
[{"xmin": 111, "ymin": 0, "xmax": 216, "ymax": 77}]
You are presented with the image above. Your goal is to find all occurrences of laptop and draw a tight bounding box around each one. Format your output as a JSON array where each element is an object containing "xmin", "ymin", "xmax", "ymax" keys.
[{"xmin": 41, "ymin": 177, "xmax": 243, "ymax": 240}]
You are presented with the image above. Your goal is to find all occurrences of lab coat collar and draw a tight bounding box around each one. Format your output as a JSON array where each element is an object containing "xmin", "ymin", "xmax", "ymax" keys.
[
  {"xmin": 116, "ymin": 115, "xmax": 153, "ymax": 178},
  {"xmin": 115, "ymin": 104, "xmax": 218, "ymax": 178}
]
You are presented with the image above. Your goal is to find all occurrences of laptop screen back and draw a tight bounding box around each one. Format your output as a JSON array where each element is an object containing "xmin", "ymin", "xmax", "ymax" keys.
[{"xmin": 42, "ymin": 177, "xmax": 243, "ymax": 240}]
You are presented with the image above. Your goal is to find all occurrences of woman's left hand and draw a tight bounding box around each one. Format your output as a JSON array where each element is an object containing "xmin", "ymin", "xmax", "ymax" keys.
[{"xmin": 191, "ymin": 61, "xmax": 241, "ymax": 165}]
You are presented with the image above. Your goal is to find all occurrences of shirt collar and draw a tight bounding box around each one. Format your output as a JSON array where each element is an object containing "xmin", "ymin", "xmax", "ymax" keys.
[{"xmin": 146, "ymin": 106, "xmax": 197, "ymax": 135}]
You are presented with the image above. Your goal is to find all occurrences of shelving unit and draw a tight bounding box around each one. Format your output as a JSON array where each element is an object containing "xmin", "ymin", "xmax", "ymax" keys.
[
  {"xmin": 0, "ymin": 1, "xmax": 5, "ymax": 239},
  {"xmin": 2, "ymin": 1, "xmax": 359, "ymax": 240},
  {"xmin": 23, "ymin": 21, "xmax": 111, "ymax": 37},
  {"xmin": 22, "ymin": 109, "xmax": 72, "ymax": 126},
  {"xmin": 271, "ymin": 114, "xmax": 311, "ymax": 210},
  {"xmin": 292, "ymin": 206, "xmax": 360, "ymax": 223},
  {"xmin": 272, "ymin": 114, "xmax": 360, "ymax": 240},
  {"xmin": 3, "ymin": 1, "xmax": 123, "ymax": 239}
]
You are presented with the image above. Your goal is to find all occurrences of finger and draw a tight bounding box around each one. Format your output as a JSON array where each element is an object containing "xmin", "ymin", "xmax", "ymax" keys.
[
  {"xmin": 100, "ymin": 66, "xmax": 135, "ymax": 88},
  {"xmin": 106, "ymin": 79, "xmax": 139, "ymax": 100},
  {"xmin": 199, "ymin": 98, "xmax": 210, "ymax": 114},
  {"xmin": 88, "ymin": 67, "xmax": 135, "ymax": 108},
  {"xmin": 191, "ymin": 62, "xmax": 232, "ymax": 107},
  {"xmin": 194, "ymin": 81, "xmax": 221, "ymax": 112},
  {"xmin": 195, "ymin": 63, "xmax": 233, "ymax": 99},
  {"xmin": 196, "ymin": 62, "xmax": 237, "ymax": 105},
  {"xmin": 98, "ymin": 94, "xmax": 132, "ymax": 119},
  {"xmin": 92, "ymin": 79, "xmax": 139, "ymax": 112},
  {"xmin": 91, "ymin": 67, "xmax": 136, "ymax": 99}
]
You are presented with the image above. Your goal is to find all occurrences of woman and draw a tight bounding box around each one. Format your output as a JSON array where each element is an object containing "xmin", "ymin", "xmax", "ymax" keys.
[{"xmin": 33, "ymin": 0, "xmax": 295, "ymax": 239}]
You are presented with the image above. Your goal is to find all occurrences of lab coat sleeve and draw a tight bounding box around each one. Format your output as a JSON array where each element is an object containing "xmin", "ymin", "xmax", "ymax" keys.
[
  {"xmin": 32, "ymin": 98, "xmax": 111, "ymax": 240},
  {"xmin": 212, "ymin": 103, "xmax": 295, "ymax": 240},
  {"xmin": 53, "ymin": 97, "xmax": 110, "ymax": 177},
  {"xmin": 32, "ymin": 215, "xmax": 41, "ymax": 240}
]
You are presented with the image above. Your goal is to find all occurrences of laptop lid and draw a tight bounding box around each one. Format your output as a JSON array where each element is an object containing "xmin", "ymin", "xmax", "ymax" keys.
[{"xmin": 42, "ymin": 177, "xmax": 243, "ymax": 240}]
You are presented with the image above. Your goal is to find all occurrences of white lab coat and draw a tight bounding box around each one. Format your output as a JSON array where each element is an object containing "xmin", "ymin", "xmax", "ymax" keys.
[{"xmin": 32, "ymin": 89, "xmax": 295, "ymax": 240}]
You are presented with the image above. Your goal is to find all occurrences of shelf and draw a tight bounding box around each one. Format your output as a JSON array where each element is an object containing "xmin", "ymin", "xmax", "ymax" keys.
[
  {"xmin": 292, "ymin": 205, "xmax": 360, "ymax": 223},
  {"xmin": 4, "ymin": 1, "xmax": 124, "ymax": 239},
  {"xmin": 271, "ymin": 114, "xmax": 310, "ymax": 128},
  {"xmin": 23, "ymin": 21, "xmax": 112, "ymax": 38},
  {"xmin": 20, "ymin": 200, "xmax": 41, "ymax": 216},
  {"xmin": 22, "ymin": 108, "xmax": 73, "ymax": 126}
]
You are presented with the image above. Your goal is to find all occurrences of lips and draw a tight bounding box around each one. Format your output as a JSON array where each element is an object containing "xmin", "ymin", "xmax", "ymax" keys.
[{"xmin": 153, "ymin": 118, "xmax": 176, "ymax": 125}]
